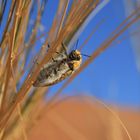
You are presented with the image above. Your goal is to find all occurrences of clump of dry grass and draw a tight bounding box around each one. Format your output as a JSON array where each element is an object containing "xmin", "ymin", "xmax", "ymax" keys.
[{"xmin": 0, "ymin": 0, "xmax": 140, "ymax": 140}]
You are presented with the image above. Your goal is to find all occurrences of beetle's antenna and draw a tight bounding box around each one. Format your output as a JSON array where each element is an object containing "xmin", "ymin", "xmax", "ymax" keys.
[
  {"xmin": 62, "ymin": 42, "xmax": 68, "ymax": 56},
  {"xmin": 81, "ymin": 53, "xmax": 91, "ymax": 57},
  {"xmin": 75, "ymin": 39, "xmax": 79, "ymax": 50},
  {"xmin": 48, "ymin": 44, "xmax": 50, "ymax": 48}
]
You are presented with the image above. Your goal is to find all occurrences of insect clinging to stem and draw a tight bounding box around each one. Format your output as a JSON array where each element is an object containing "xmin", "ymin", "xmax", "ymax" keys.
[{"xmin": 33, "ymin": 41, "xmax": 90, "ymax": 87}]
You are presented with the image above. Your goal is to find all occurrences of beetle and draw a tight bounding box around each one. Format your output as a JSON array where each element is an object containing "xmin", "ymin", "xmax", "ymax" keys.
[{"xmin": 33, "ymin": 43, "xmax": 82, "ymax": 87}]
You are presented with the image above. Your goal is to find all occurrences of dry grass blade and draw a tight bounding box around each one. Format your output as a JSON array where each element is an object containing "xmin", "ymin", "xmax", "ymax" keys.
[
  {"xmin": 79, "ymin": 18, "xmax": 106, "ymax": 51},
  {"xmin": 56, "ymin": 0, "xmax": 69, "ymax": 38},
  {"xmin": 0, "ymin": 1, "xmax": 139, "ymax": 140},
  {"xmin": 0, "ymin": 0, "xmax": 31, "ymax": 114},
  {"xmin": 0, "ymin": 0, "xmax": 7, "ymax": 25},
  {"xmin": 0, "ymin": 0, "xmax": 16, "ymax": 48}
]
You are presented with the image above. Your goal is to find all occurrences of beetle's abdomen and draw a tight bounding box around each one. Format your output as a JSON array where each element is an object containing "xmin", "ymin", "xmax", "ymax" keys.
[{"xmin": 33, "ymin": 60, "xmax": 72, "ymax": 87}]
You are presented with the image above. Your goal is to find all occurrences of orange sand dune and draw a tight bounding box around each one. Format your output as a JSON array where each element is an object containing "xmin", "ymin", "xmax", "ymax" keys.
[{"xmin": 28, "ymin": 97, "xmax": 140, "ymax": 140}]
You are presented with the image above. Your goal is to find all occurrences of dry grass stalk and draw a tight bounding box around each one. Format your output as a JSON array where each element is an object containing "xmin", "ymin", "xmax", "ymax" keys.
[{"xmin": 0, "ymin": 0, "xmax": 139, "ymax": 140}]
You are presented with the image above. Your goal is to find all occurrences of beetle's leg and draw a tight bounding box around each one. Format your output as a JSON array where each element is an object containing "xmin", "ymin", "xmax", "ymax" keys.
[
  {"xmin": 47, "ymin": 43, "xmax": 67, "ymax": 62},
  {"xmin": 48, "ymin": 44, "xmax": 59, "ymax": 54},
  {"xmin": 52, "ymin": 57, "xmax": 58, "ymax": 62},
  {"xmin": 47, "ymin": 44, "xmax": 58, "ymax": 62},
  {"xmin": 68, "ymin": 62, "xmax": 74, "ymax": 71},
  {"xmin": 33, "ymin": 58, "xmax": 39, "ymax": 65},
  {"xmin": 48, "ymin": 42, "xmax": 67, "ymax": 56},
  {"xmin": 45, "ymin": 44, "xmax": 50, "ymax": 52},
  {"xmin": 61, "ymin": 42, "xmax": 68, "ymax": 57},
  {"xmin": 48, "ymin": 44, "xmax": 50, "ymax": 48}
]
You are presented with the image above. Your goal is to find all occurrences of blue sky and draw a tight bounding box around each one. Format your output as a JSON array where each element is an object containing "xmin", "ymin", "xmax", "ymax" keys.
[
  {"xmin": 47, "ymin": 0, "xmax": 140, "ymax": 109},
  {"xmin": 1, "ymin": 0, "xmax": 140, "ymax": 109}
]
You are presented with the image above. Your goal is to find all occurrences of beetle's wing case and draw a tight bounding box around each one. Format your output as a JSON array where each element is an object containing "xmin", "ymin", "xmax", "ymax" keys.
[
  {"xmin": 41, "ymin": 50, "xmax": 67, "ymax": 70},
  {"xmin": 33, "ymin": 59, "xmax": 73, "ymax": 87},
  {"xmin": 33, "ymin": 44, "xmax": 82, "ymax": 87}
]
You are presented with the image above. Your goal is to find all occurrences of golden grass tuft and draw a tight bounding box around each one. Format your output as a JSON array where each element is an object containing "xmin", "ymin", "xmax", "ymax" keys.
[{"xmin": 0, "ymin": 0, "xmax": 140, "ymax": 140}]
